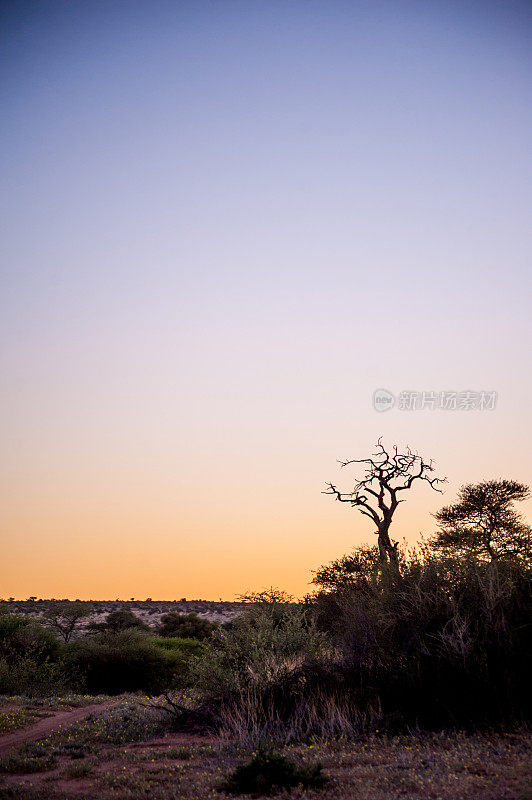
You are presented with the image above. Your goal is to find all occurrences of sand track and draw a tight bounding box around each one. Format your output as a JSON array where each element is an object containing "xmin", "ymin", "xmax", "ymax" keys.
[{"xmin": 0, "ymin": 703, "xmax": 112, "ymax": 755}]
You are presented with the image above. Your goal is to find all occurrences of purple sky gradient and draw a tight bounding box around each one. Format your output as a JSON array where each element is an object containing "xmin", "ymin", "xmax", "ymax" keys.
[{"xmin": 1, "ymin": 1, "xmax": 531, "ymax": 598}]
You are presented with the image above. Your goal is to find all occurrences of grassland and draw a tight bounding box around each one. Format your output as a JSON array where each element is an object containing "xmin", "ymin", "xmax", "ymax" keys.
[{"xmin": 0, "ymin": 698, "xmax": 530, "ymax": 799}]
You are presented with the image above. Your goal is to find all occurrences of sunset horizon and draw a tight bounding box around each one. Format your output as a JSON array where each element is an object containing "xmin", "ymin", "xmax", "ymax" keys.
[{"xmin": 2, "ymin": 0, "xmax": 531, "ymax": 601}]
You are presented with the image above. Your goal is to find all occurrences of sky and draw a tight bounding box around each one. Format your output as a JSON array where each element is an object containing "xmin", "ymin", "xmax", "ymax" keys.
[{"xmin": 1, "ymin": 0, "xmax": 531, "ymax": 600}]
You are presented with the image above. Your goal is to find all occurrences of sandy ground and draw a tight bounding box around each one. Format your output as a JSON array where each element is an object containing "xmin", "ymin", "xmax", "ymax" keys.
[{"xmin": 0, "ymin": 703, "xmax": 112, "ymax": 756}]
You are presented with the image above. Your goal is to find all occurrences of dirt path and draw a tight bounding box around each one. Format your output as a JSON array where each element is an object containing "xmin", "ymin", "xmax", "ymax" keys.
[{"xmin": 0, "ymin": 702, "xmax": 112, "ymax": 756}]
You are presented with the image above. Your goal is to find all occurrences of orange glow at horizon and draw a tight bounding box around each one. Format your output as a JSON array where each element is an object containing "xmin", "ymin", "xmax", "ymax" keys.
[
  {"xmin": 2, "ymin": 415, "xmax": 531, "ymax": 600},
  {"xmin": 1, "ymin": 2, "xmax": 531, "ymax": 601}
]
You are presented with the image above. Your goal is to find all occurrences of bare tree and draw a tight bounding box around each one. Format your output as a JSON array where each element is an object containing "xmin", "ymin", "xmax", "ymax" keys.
[{"xmin": 324, "ymin": 438, "xmax": 446, "ymax": 573}]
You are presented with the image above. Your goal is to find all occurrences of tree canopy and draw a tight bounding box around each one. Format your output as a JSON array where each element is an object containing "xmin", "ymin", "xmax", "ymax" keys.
[{"xmin": 433, "ymin": 479, "xmax": 531, "ymax": 564}]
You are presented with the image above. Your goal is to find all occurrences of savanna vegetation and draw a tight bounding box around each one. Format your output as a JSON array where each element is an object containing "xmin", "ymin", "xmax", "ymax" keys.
[{"xmin": 1, "ymin": 442, "xmax": 530, "ymax": 797}]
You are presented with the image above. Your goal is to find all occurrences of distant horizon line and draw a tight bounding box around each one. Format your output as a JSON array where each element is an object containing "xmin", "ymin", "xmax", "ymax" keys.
[{"xmin": 2, "ymin": 597, "xmax": 284, "ymax": 604}]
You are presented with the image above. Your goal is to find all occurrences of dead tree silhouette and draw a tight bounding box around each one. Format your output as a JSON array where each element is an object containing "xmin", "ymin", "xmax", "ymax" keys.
[{"xmin": 324, "ymin": 438, "xmax": 446, "ymax": 574}]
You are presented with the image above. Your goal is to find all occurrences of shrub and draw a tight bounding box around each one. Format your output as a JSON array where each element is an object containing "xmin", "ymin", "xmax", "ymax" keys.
[
  {"xmin": 0, "ymin": 752, "xmax": 57, "ymax": 774},
  {"xmin": 192, "ymin": 595, "xmax": 336, "ymax": 742},
  {"xmin": 193, "ymin": 599, "xmax": 327, "ymax": 701},
  {"xmin": 191, "ymin": 548, "xmax": 531, "ymax": 741},
  {"xmin": 90, "ymin": 609, "xmax": 149, "ymax": 633},
  {"xmin": 310, "ymin": 544, "xmax": 532, "ymax": 728},
  {"xmin": 0, "ymin": 615, "xmax": 60, "ymax": 662},
  {"xmin": 221, "ymin": 749, "xmax": 327, "ymax": 795},
  {"xmin": 151, "ymin": 635, "xmax": 204, "ymax": 656},
  {"xmin": 64, "ymin": 631, "xmax": 198, "ymax": 694},
  {"xmin": 52, "ymin": 700, "xmax": 169, "ymax": 744},
  {"xmin": 0, "ymin": 615, "xmax": 64, "ymax": 695},
  {"xmin": 158, "ymin": 612, "xmax": 217, "ymax": 640},
  {"xmin": 150, "ymin": 636, "xmax": 205, "ymax": 683},
  {"xmin": 0, "ymin": 656, "xmax": 63, "ymax": 697}
]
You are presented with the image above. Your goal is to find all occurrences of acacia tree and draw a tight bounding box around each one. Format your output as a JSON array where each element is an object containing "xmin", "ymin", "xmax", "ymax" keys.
[
  {"xmin": 92, "ymin": 609, "xmax": 149, "ymax": 633},
  {"xmin": 324, "ymin": 439, "xmax": 446, "ymax": 573},
  {"xmin": 43, "ymin": 601, "xmax": 92, "ymax": 643},
  {"xmin": 433, "ymin": 479, "xmax": 531, "ymax": 564}
]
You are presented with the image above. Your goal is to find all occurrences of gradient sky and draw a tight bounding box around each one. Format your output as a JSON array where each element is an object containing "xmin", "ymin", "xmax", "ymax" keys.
[{"xmin": 1, "ymin": 0, "xmax": 531, "ymax": 600}]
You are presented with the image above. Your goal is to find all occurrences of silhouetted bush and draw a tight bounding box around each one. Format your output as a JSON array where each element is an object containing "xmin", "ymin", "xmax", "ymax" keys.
[
  {"xmin": 310, "ymin": 544, "xmax": 532, "ymax": 729},
  {"xmin": 158, "ymin": 612, "xmax": 217, "ymax": 640},
  {"xmin": 190, "ymin": 546, "xmax": 531, "ymax": 741},
  {"xmin": 221, "ymin": 749, "xmax": 327, "ymax": 794}
]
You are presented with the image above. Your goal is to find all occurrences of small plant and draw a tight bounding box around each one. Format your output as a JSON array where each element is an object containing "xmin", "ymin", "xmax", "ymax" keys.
[
  {"xmin": 167, "ymin": 745, "xmax": 193, "ymax": 759},
  {"xmin": 0, "ymin": 753, "xmax": 57, "ymax": 774},
  {"xmin": 51, "ymin": 700, "xmax": 169, "ymax": 745},
  {"xmin": 64, "ymin": 759, "xmax": 95, "ymax": 778},
  {"xmin": 55, "ymin": 742, "xmax": 87, "ymax": 759},
  {"xmin": 0, "ymin": 708, "xmax": 32, "ymax": 734},
  {"xmin": 221, "ymin": 748, "xmax": 327, "ymax": 795}
]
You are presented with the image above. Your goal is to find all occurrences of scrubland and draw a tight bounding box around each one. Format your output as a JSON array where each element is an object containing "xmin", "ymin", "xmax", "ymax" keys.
[{"xmin": 1, "ymin": 541, "xmax": 530, "ymax": 798}]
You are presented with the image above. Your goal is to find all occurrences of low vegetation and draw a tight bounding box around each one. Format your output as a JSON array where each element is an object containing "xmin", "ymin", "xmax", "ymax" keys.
[
  {"xmin": 0, "ymin": 711, "xmax": 529, "ymax": 799},
  {"xmin": 88, "ymin": 609, "xmax": 149, "ymax": 633},
  {"xmin": 63, "ymin": 631, "xmax": 203, "ymax": 694},
  {"xmin": 221, "ymin": 748, "xmax": 327, "ymax": 794},
  {"xmin": 158, "ymin": 611, "xmax": 218, "ymax": 640}
]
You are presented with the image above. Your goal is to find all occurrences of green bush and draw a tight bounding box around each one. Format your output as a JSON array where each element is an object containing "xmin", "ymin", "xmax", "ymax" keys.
[
  {"xmin": 158, "ymin": 612, "xmax": 217, "ymax": 640},
  {"xmin": 0, "ymin": 615, "xmax": 64, "ymax": 696},
  {"xmin": 0, "ymin": 656, "xmax": 64, "ymax": 697},
  {"xmin": 90, "ymin": 609, "xmax": 149, "ymax": 633},
  {"xmin": 193, "ymin": 599, "xmax": 327, "ymax": 702},
  {"xmin": 64, "ymin": 631, "xmax": 202, "ymax": 694},
  {"xmin": 0, "ymin": 614, "xmax": 60, "ymax": 662},
  {"xmin": 151, "ymin": 635, "xmax": 204, "ymax": 659},
  {"xmin": 150, "ymin": 636, "xmax": 206, "ymax": 686},
  {"xmin": 221, "ymin": 749, "xmax": 327, "ymax": 795},
  {"xmin": 192, "ymin": 596, "xmax": 334, "ymax": 742}
]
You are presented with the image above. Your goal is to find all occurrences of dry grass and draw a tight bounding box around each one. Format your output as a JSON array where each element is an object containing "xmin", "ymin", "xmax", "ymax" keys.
[{"xmin": 217, "ymin": 684, "xmax": 380, "ymax": 745}]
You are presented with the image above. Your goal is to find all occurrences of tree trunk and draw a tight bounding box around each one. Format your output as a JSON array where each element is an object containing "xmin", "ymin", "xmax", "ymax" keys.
[{"xmin": 377, "ymin": 522, "xmax": 401, "ymax": 575}]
